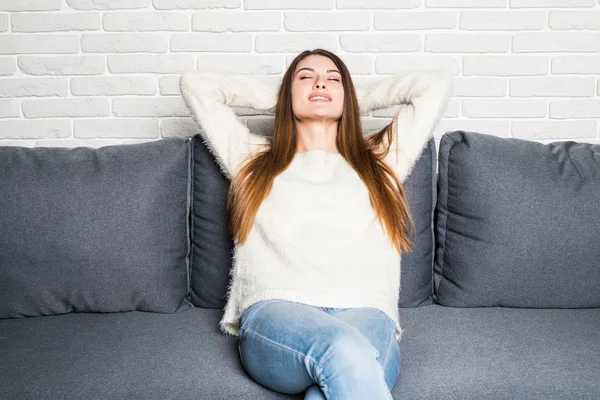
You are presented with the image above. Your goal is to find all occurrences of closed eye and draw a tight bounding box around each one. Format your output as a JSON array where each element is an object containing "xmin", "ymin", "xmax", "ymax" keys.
[{"xmin": 300, "ymin": 77, "xmax": 340, "ymax": 81}]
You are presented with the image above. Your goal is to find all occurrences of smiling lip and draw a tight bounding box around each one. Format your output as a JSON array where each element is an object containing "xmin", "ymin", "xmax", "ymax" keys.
[{"xmin": 308, "ymin": 92, "xmax": 332, "ymax": 102}]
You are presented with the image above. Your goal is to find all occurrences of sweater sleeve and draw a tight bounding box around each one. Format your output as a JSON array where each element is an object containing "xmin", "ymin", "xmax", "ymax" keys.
[
  {"xmin": 356, "ymin": 71, "xmax": 453, "ymax": 183},
  {"xmin": 179, "ymin": 71, "xmax": 277, "ymax": 179}
]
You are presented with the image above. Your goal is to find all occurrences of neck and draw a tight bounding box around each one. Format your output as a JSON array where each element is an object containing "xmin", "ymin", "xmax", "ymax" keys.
[{"xmin": 294, "ymin": 119, "xmax": 339, "ymax": 153}]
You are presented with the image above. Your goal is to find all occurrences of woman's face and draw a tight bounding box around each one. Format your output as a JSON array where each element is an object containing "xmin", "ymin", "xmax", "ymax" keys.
[{"xmin": 290, "ymin": 55, "xmax": 345, "ymax": 122}]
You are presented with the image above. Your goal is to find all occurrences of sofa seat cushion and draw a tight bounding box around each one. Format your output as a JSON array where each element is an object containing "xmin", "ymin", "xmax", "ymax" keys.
[
  {"xmin": 0, "ymin": 308, "xmax": 298, "ymax": 400},
  {"xmin": 396, "ymin": 305, "xmax": 600, "ymax": 400},
  {"xmin": 3, "ymin": 306, "xmax": 598, "ymax": 399}
]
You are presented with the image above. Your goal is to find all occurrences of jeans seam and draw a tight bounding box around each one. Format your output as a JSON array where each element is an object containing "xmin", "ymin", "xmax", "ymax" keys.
[
  {"xmin": 240, "ymin": 326, "xmax": 321, "ymax": 375},
  {"xmin": 380, "ymin": 330, "xmax": 396, "ymax": 371}
]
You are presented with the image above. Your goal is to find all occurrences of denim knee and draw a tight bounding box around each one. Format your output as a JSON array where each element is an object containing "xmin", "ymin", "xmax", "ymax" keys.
[{"xmin": 317, "ymin": 329, "xmax": 381, "ymax": 378}]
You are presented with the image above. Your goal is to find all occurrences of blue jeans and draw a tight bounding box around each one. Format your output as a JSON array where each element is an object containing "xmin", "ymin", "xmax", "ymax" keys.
[{"xmin": 238, "ymin": 299, "xmax": 401, "ymax": 400}]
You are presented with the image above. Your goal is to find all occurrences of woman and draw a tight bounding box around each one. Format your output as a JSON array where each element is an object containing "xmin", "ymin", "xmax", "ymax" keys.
[{"xmin": 180, "ymin": 48, "xmax": 452, "ymax": 400}]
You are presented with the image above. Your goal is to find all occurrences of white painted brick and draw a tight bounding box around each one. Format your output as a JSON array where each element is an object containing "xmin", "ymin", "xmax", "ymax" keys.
[
  {"xmin": 197, "ymin": 54, "xmax": 283, "ymax": 74},
  {"xmin": 193, "ymin": 12, "xmax": 279, "ymax": 31},
  {"xmin": 513, "ymin": 33, "xmax": 600, "ymax": 53},
  {"xmin": 339, "ymin": 55, "xmax": 372, "ymax": 75},
  {"xmin": 434, "ymin": 119, "xmax": 510, "ymax": 138},
  {"xmin": 426, "ymin": 0, "xmax": 507, "ymax": 7},
  {"xmin": 34, "ymin": 139, "xmax": 89, "ymax": 147},
  {"xmin": 160, "ymin": 118, "xmax": 199, "ymax": 137},
  {"xmin": 510, "ymin": 77, "xmax": 595, "ymax": 97},
  {"xmin": 0, "ymin": 140, "xmax": 35, "ymax": 146},
  {"xmin": 103, "ymin": 12, "xmax": 188, "ymax": 32},
  {"xmin": 0, "ymin": 78, "xmax": 67, "ymax": 97},
  {"xmin": 426, "ymin": 34, "xmax": 509, "ymax": 53},
  {"xmin": 338, "ymin": 0, "xmax": 420, "ymax": 8},
  {"xmin": 171, "ymin": 33, "xmax": 252, "ymax": 52},
  {"xmin": 18, "ymin": 56, "xmax": 105, "ymax": 76},
  {"xmin": 107, "ymin": 55, "xmax": 194, "ymax": 73},
  {"xmin": 154, "ymin": 0, "xmax": 240, "ymax": 9},
  {"xmin": 0, "ymin": 0, "xmax": 61, "ymax": 11},
  {"xmin": 72, "ymin": 138, "xmax": 160, "ymax": 148},
  {"xmin": 445, "ymin": 99, "xmax": 461, "ymax": 118},
  {"xmin": 0, "ymin": 120, "xmax": 71, "ymax": 138},
  {"xmin": 452, "ymin": 77, "xmax": 507, "ymax": 97},
  {"xmin": 463, "ymin": 55, "xmax": 548, "ymax": 76},
  {"xmin": 548, "ymin": 11, "xmax": 600, "ymax": 30},
  {"xmin": 11, "ymin": 13, "xmax": 100, "ymax": 33},
  {"xmin": 74, "ymin": 118, "xmax": 159, "ymax": 138},
  {"xmin": 0, "ymin": 99, "xmax": 19, "ymax": 118},
  {"xmin": 463, "ymin": 99, "xmax": 546, "ymax": 118},
  {"xmin": 0, "ymin": 35, "xmax": 79, "ymax": 55},
  {"xmin": 255, "ymin": 34, "xmax": 337, "ymax": 52},
  {"xmin": 460, "ymin": 11, "xmax": 544, "ymax": 30},
  {"xmin": 374, "ymin": 12, "xmax": 456, "ymax": 30},
  {"xmin": 159, "ymin": 75, "xmax": 181, "ymax": 95},
  {"xmin": 376, "ymin": 55, "xmax": 460, "ymax": 75},
  {"xmin": 82, "ymin": 34, "xmax": 167, "ymax": 53},
  {"xmin": 289, "ymin": 54, "xmax": 371, "ymax": 75},
  {"xmin": 0, "ymin": 14, "xmax": 7, "ymax": 31},
  {"xmin": 340, "ymin": 34, "xmax": 421, "ymax": 52},
  {"xmin": 0, "ymin": 58, "xmax": 16, "ymax": 75},
  {"xmin": 112, "ymin": 98, "xmax": 189, "ymax": 117},
  {"xmin": 510, "ymin": 0, "xmax": 594, "ymax": 7},
  {"xmin": 71, "ymin": 76, "xmax": 156, "ymax": 96},
  {"xmin": 22, "ymin": 98, "xmax": 109, "ymax": 118},
  {"xmin": 66, "ymin": 0, "xmax": 150, "ymax": 10},
  {"xmin": 512, "ymin": 120, "xmax": 597, "ymax": 139},
  {"xmin": 550, "ymin": 100, "xmax": 600, "ymax": 118},
  {"xmin": 552, "ymin": 56, "xmax": 600, "ymax": 74},
  {"xmin": 245, "ymin": 0, "xmax": 333, "ymax": 9},
  {"xmin": 284, "ymin": 12, "xmax": 369, "ymax": 31}
]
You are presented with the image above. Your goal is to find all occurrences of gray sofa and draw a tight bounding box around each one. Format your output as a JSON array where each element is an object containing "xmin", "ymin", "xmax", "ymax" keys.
[{"xmin": 1, "ymin": 130, "xmax": 598, "ymax": 400}]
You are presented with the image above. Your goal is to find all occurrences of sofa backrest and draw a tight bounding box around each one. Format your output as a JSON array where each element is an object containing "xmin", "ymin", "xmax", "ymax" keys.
[
  {"xmin": 4, "ymin": 129, "xmax": 596, "ymax": 318},
  {"xmin": 0, "ymin": 138, "xmax": 192, "ymax": 318},
  {"xmin": 189, "ymin": 134, "xmax": 438, "ymax": 309},
  {"xmin": 434, "ymin": 130, "xmax": 600, "ymax": 308}
]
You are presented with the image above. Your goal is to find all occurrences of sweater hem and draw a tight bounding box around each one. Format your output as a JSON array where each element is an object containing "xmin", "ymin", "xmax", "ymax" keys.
[{"xmin": 220, "ymin": 289, "xmax": 403, "ymax": 341}]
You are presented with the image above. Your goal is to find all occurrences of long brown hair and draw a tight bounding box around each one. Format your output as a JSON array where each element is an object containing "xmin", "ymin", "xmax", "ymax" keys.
[{"xmin": 227, "ymin": 49, "xmax": 415, "ymax": 255}]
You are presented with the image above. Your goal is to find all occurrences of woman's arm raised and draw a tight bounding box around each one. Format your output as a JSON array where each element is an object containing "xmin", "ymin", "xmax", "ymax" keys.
[
  {"xmin": 180, "ymin": 71, "xmax": 277, "ymax": 179},
  {"xmin": 356, "ymin": 71, "xmax": 453, "ymax": 183}
]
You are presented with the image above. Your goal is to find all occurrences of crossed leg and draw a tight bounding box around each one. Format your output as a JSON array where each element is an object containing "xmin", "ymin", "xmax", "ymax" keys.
[{"xmin": 237, "ymin": 299, "xmax": 400, "ymax": 400}]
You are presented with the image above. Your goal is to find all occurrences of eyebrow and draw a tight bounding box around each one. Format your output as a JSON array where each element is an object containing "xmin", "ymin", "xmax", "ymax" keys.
[{"xmin": 295, "ymin": 67, "xmax": 341, "ymax": 75}]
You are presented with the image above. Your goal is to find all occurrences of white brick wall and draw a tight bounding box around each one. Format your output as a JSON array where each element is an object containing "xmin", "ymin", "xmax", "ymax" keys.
[{"xmin": 0, "ymin": 0, "xmax": 598, "ymax": 148}]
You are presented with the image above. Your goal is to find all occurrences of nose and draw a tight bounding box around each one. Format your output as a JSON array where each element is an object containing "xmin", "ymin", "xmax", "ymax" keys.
[{"xmin": 314, "ymin": 77, "xmax": 326, "ymax": 89}]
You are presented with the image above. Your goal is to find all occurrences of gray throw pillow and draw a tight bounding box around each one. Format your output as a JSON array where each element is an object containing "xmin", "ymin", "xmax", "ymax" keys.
[
  {"xmin": 434, "ymin": 130, "xmax": 600, "ymax": 308},
  {"xmin": 0, "ymin": 138, "xmax": 192, "ymax": 318}
]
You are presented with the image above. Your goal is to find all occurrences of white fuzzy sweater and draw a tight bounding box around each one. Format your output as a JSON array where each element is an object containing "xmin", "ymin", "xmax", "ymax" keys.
[{"xmin": 180, "ymin": 70, "xmax": 452, "ymax": 341}]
